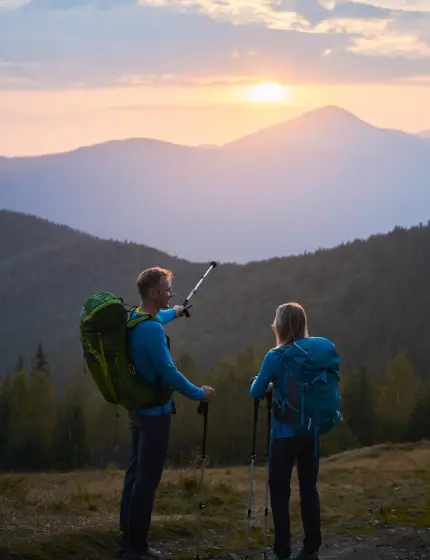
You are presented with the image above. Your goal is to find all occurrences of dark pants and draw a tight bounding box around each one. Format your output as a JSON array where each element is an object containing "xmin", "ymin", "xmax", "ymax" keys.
[
  {"xmin": 269, "ymin": 436, "xmax": 321, "ymax": 559},
  {"xmin": 120, "ymin": 412, "xmax": 171, "ymax": 553}
]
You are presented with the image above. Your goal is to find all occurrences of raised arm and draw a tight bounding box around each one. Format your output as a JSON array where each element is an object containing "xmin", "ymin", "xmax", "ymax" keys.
[
  {"xmin": 156, "ymin": 305, "xmax": 185, "ymax": 325},
  {"xmin": 144, "ymin": 321, "xmax": 205, "ymax": 401},
  {"xmin": 156, "ymin": 308, "xmax": 177, "ymax": 325}
]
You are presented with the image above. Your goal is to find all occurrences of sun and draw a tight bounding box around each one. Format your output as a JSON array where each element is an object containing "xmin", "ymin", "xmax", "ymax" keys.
[{"xmin": 248, "ymin": 82, "xmax": 289, "ymax": 103}]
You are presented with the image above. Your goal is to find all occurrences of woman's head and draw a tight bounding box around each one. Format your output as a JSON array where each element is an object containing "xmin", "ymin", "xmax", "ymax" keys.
[{"xmin": 272, "ymin": 302, "xmax": 308, "ymax": 346}]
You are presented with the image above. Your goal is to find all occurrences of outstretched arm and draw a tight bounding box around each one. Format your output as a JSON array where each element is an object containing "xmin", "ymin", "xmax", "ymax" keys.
[
  {"xmin": 250, "ymin": 351, "xmax": 277, "ymax": 400},
  {"xmin": 156, "ymin": 309, "xmax": 177, "ymax": 325},
  {"xmin": 144, "ymin": 322, "xmax": 205, "ymax": 401},
  {"xmin": 156, "ymin": 305, "xmax": 185, "ymax": 325}
]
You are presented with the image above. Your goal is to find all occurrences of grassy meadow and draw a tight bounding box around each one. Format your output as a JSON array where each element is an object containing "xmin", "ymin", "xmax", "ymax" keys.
[{"xmin": 1, "ymin": 442, "xmax": 430, "ymax": 559}]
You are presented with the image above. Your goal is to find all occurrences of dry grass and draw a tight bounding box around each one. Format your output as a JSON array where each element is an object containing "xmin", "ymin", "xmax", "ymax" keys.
[{"xmin": 1, "ymin": 441, "xmax": 430, "ymax": 559}]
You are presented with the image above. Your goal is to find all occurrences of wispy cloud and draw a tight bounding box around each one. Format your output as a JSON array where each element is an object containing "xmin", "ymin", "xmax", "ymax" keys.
[
  {"xmin": 139, "ymin": 0, "xmax": 311, "ymax": 30},
  {"xmin": 0, "ymin": 74, "xmax": 38, "ymax": 86},
  {"xmin": 0, "ymin": 0, "xmax": 29, "ymax": 9},
  {"xmin": 136, "ymin": 0, "xmax": 430, "ymax": 58},
  {"xmin": 396, "ymin": 73, "xmax": 430, "ymax": 85},
  {"xmin": 0, "ymin": 0, "xmax": 429, "ymax": 92},
  {"xmin": 115, "ymin": 73, "xmax": 258, "ymax": 87},
  {"xmin": 314, "ymin": 16, "xmax": 430, "ymax": 59},
  {"xmin": 321, "ymin": 0, "xmax": 430, "ymax": 13},
  {"xmin": 349, "ymin": 31, "xmax": 430, "ymax": 58}
]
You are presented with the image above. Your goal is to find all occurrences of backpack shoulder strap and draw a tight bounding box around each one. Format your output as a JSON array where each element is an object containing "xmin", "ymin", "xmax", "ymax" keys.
[{"xmin": 126, "ymin": 307, "xmax": 160, "ymax": 328}]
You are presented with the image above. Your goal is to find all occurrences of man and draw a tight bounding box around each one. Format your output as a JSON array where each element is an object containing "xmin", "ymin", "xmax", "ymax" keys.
[{"xmin": 120, "ymin": 267, "xmax": 216, "ymax": 560}]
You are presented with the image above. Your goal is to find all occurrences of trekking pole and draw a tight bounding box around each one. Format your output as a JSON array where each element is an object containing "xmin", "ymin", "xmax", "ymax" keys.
[
  {"xmin": 263, "ymin": 387, "xmax": 273, "ymax": 560},
  {"xmin": 245, "ymin": 398, "xmax": 260, "ymax": 560},
  {"xmin": 196, "ymin": 401, "xmax": 209, "ymax": 560},
  {"xmin": 182, "ymin": 261, "xmax": 217, "ymax": 318}
]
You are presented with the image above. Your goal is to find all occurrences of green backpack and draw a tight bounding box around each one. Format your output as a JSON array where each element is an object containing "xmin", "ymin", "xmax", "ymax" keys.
[{"xmin": 79, "ymin": 292, "xmax": 171, "ymax": 411}]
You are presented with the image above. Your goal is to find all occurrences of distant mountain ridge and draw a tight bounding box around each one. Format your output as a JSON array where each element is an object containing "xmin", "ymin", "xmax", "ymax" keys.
[{"xmin": 1, "ymin": 105, "xmax": 430, "ymax": 263}]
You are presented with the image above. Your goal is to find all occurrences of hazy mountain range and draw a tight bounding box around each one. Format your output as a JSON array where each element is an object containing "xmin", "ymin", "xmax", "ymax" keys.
[{"xmin": 1, "ymin": 105, "xmax": 430, "ymax": 263}]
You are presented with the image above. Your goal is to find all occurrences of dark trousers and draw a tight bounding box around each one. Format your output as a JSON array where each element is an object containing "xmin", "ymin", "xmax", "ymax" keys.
[
  {"xmin": 120, "ymin": 412, "xmax": 171, "ymax": 553},
  {"xmin": 269, "ymin": 436, "xmax": 321, "ymax": 558}
]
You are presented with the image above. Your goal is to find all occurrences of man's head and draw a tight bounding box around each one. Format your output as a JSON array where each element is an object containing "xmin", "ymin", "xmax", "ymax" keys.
[{"xmin": 136, "ymin": 267, "xmax": 174, "ymax": 311}]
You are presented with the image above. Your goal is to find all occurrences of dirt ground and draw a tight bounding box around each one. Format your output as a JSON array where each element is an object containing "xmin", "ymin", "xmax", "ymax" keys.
[{"xmin": 1, "ymin": 442, "xmax": 430, "ymax": 559}]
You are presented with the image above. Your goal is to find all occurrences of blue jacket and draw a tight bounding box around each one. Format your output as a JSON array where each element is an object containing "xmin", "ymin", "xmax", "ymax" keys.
[
  {"xmin": 250, "ymin": 337, "xmax": 340, "ymax": 438},
  {"xmin": 129, "ymin": 307, "xmax": 205, "ymax": 415}
]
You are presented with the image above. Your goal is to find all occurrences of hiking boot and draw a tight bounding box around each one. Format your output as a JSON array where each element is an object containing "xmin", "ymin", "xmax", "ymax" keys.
[{"xmin": 293, "ymin": 550, "xmax": 319, "ymax": 560}]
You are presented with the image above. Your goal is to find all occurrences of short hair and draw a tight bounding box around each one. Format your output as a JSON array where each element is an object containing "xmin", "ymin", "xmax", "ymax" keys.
[
  {"xmin": 272, "ymin": 302, "xmax": 308, "ymax": 346},
  {"xmin": 136, "ymin": 267, "xmax": 173, "ymax": 298}
]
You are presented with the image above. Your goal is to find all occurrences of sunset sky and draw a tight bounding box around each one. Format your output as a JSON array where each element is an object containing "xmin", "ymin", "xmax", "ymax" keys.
[{"xmin": 1, "ymin": 0, "xmax": 430, "ymax": 156}]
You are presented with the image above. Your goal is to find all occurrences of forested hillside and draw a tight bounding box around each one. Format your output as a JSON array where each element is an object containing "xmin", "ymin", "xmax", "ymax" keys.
[
  {"xmin": 1, "ymin": 345, "xmax": 429, "ymax": 471},
  {"xmin": 1, "ymin": 210, "xmax": 430, "ymax": 471},
  {"xmin": 1, "ymin": 210, "xmax": 430, "ymax": 382}
]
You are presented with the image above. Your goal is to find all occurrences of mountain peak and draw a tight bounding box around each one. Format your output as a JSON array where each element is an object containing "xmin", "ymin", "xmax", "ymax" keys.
[
  {"xmin": 225, "ymin": 104, "xmax": 374, "ymax": 150},
  {"xmin": 300, "ymin": 104, "xmax": 366, "ymax": 124}
]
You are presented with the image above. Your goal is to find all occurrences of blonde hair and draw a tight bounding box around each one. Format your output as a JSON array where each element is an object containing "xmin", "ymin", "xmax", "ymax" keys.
[
  {"xmin": 137, "ymin": 267, "xmax": 173, "ymax": 298},
  {"xmin": 272, "ymin": 302, "xmax": 309, "ymax": 347}
]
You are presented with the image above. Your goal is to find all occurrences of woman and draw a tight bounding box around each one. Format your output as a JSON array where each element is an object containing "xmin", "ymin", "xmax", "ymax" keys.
[{"xmin": 250, "ymin": 302, "xmax": 340, "ymax": 560}]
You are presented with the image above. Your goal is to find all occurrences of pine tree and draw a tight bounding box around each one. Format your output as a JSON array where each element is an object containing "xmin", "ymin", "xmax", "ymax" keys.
[
  {"xmin": 31, "ymin": 342, "xmax": 49, "ymax": 375},
  {"xmin": 25, "ymin": 369, "xmax": 57, "ymax": 468},
  {"xmin": 0, "ymin": 376, "xmax": 12, "ymax": 467},
  {"xmin": 342, "ymin": 366, "xmax": 379, "ymax": 446},
  {"xmin": 3, "ymin": 369, "xmax": 32, "ymax": 469},
  {"xmin": 15, "ymin": 355, "xmax": 24, "ymax": 373},
  {"xmin": 379, "ymin": 354, "xmax": 417, "ymax": 442},
  {"xmin": 405, "ymin": 381, "xmax": 430, "ymax": 442}
]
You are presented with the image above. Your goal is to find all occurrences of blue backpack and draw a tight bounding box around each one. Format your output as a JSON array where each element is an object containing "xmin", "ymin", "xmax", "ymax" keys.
[{"xmin": 272, "ymin": 337, "xmax": 342, "ymax": 441}]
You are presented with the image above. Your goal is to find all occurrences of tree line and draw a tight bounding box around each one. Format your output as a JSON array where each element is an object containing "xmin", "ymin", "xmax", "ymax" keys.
[{"xmin": 1, "ymin": 343, "xmax": 429, "ymax": 473}]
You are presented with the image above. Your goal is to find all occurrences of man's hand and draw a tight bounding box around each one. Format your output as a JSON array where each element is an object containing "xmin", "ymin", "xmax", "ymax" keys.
[
  {"xmin": 201, "ymin": 385, "xmax": 216, "ymax": 401},
  {"xmin": 173, "ymin": 305, "xmax": 185, "ymax": 317}
]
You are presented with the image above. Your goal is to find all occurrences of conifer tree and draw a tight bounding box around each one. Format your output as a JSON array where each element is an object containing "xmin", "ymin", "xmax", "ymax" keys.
[
  {"xmin": 31, "ymin": 342, "xmax": 49, "ymax": 375},
  {"xmin": 379, "ymin": 354, "xmax": 417, "ymax": 442},
  {"xmin": 342, "ymin": 366, "xmax": 378, "ymax": 446}
]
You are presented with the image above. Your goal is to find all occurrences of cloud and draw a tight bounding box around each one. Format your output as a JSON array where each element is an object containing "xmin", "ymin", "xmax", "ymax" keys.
[
  {"xmin": 0, "ymin": 0, "xmax": 28, "ymax": 9},
  {"xmin": 321, "ymin": 0, "xmax": 430, "ymax": 13},
  {"xmin": 0, "ymin": 74, "xmax": 38, "ymax": 86},
  {"xmin": 135, "ymin": 0, "xmax": 430, "ymax": 57},
  {"xmin": 348, "ymin": 30, "xmax": 430, "ymax": 58},
  {"xmin": 397, "ymin": 74, "xmax": 430, "ymax": 84},
  {"xmin": 313, "ymin": 15, "xmax": 430, "ymax": 59},
  {"xmin": 115, "ymin": 73, "xmax": 257, "ymax": 87},
  {"xmin": 139, "ymin": 0, "xmax": 312, "ymax": 30},
  {"xmin": 11, "ymin": 0, "xmax": 136, "ymax": 9},
  {"xmin": 0, "ymin": 0, "xmax": 429, "ymax": 92}
]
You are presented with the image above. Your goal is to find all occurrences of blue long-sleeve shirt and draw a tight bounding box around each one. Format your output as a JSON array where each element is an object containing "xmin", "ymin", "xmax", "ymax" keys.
[
  {"xmin": 250, "ymin": 349, "xmax": 295, "ymax": 438},
  {"xmin": 250, "ymin": 337, "xmax": 340, "ymax": 439},
  {"xmin": 129, "ymin": 307, "xmax": 205, "ymax": 415}
]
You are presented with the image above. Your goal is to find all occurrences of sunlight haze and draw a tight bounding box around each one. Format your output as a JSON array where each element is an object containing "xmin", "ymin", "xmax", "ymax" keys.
[{"xmin": 0, "ymin": 0, "xmax": 430, "ymax": 155}]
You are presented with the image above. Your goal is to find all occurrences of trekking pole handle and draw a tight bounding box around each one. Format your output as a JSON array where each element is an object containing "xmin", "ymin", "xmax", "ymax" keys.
[{"xmin": 181, "ymin": 261, "xmax": 217, "ymax": 318}]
